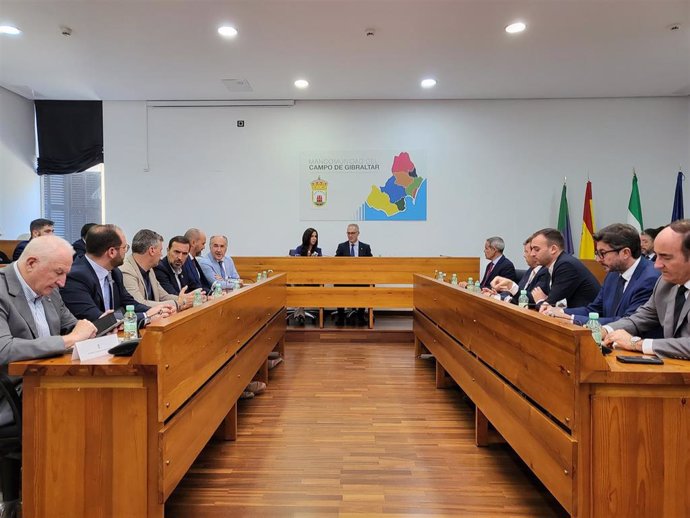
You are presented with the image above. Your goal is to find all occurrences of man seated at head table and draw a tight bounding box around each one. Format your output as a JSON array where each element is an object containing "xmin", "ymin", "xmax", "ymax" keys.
[
  {"xmin": 540, "ymin": 223, "xmax": 660, "ymax": 328},
  {"xmin": 12, "ymin": 218, "xmax": 55, "ymax": 261},
  {"xmin": 490, "ymin": 235, "xmax": 550, "ymax": 305},
  {"xmin": 60, "ymin": 224, "xmax": 172, "ymax": 326},
  {"xmin": 120, "ymin": 229, "xmax": 193, "ymax": 311},
  {"xmin": 602, "ymin": 220, "xmax": 690, "ymax": 360},
  {"xmin": 155, "ymin": 235, "xmax": 194, "ymax": 295},
  {"xmin": 199, "ymin": 235, "xmax": 242, "ymax": 290},
  {"xmin": 0, "ymin": 236, "xmax": 97, "ymax": 515},
  {"xmin": 528, "ymin": 228, "xmax": 601, "ymax": 308},
  {"xmin": 335, "ymin": 223, "xmax": 373, "ymax": 326}
]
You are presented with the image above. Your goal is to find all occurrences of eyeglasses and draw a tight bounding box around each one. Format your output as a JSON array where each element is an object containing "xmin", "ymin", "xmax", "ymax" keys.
[
  {"xmin": 346, "ymin": 231, "xmax": 358, "ymax": 235},
  {"xmin": 594, "ymin": 248, "xmax": 621, "ymax": 259}
]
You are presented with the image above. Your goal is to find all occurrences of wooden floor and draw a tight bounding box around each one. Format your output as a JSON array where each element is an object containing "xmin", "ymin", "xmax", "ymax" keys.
[{"xmin": 166, "ymin": 339, "xmax": 568, "ymax": 517}]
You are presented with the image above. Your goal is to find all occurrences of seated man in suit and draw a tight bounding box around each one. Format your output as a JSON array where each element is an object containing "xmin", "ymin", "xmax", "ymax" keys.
[
  {"xmin": 183, "ymin": 228, "xmax": 212, "ymax": 292},
  {"xmin": 60, "ymin": 224, "xmax": 172, "ymax": 326},
  {"xmin": 120, "ymin": 229, "xmax": 191, "ymax": 311},
  {"xmin": 541, "ymin": 223, "xmax": 660, "ymax": 328},
  {"xmin": 491, "ymin": 236, "xmax": 550, "ymax": 305},
  {"xmin": 0, "ymin": 236, "xmax": 97, "ymax": 514},
  {"xmin": 71, "ymin": 222, "xmax": 97, "ymax": 259},
  {"xmin": 12, "ymin": 218, "xmax": 54, "ymax": 261},
  {"xmin": 474, "ymin": 236, "xmax": 517, "ymax": 289},
  {"xmin": 335, "ymin": 223, "xmax": 373, "ymax": 325},
  {"xmin": 640, "ymin": 226, "xmax": 663, "ymax": 262},
  {"xmin": 603, "ymin": 220, "xmax": 690, "ymax": 359},
  {"xmin": 199, "ymin": 235, "xmax": 242, "ymax": 290},
  {"xmin": 155, "ymin": 235, "xmax": 193, "ymax": 296},
  {"xmin": 529, "ymin": 228, "xmax": 601, "ymax": 308}
]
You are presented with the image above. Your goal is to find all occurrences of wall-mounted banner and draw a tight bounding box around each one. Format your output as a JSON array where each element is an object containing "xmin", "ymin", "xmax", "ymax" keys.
[{"xmin": 300, "ymin": 150, "xmax": 427, "ymax": 221}]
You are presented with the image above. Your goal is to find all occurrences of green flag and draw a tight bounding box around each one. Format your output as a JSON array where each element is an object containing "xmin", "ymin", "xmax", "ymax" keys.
[
  {"xmin": 627, "ymin": 172, "xmax": 643, "ymax": 232},
  {"xmin": 557, "ymin": 183, "xmax": 574, "ymax": 254}
]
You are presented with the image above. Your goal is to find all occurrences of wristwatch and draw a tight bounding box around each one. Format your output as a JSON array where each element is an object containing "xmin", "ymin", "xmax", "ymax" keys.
[{"xmin": 630, "ymin": 336, "xmax": 642, "ymax": 351}]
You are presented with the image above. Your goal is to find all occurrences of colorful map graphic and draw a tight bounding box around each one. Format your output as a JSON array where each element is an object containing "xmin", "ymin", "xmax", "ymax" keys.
[{"xmin": 362, "ymin": 152, "xmax": 426, "ymax": 221}]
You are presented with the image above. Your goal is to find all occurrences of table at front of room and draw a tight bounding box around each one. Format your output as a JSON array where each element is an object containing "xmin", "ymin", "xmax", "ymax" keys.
[
  {"xmin": 10, "ymin": 274, "xmax": 286, "ymax": 518},
  {"xmin": 413, "ymin": 274, "xmax": 690, "ymax": 518}
]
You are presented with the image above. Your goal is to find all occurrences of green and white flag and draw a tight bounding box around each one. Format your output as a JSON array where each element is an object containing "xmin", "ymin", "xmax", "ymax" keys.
[{"xmin": 627, "ymin": 172, "xmax": 643, "ymax": 232}]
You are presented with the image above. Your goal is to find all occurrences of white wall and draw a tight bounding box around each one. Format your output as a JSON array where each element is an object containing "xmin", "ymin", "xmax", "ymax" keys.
[
  {"xmin": 0, "ymin": 87, "xmax": 39, "ymax": 239},
  {"xmin": 103, "ymin": 97, "xmax": 689, "ymax": 266}
]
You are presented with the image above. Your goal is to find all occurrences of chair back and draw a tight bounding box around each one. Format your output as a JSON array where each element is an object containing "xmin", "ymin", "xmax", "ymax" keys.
[{"xmin": 288, "ymin": 249, "xmax": 297, "ymax": 256}]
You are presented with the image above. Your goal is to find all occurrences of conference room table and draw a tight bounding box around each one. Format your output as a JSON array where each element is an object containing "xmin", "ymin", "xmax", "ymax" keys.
[{"xmin": 10, "ymin": 274, "xmax": 286, "ymax": 518}]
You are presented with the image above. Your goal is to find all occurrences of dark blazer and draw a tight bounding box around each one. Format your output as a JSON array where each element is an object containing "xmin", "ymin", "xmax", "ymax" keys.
[
  {"xmin": 182, "ymin": 255, "xmax": 211, "ymax": 291},
  {"xmin": 480, "ymin": 255, "xmax": 517, "ymax": 288},
  {"xmin": 154, "ymin": 257, "xmax": 189, "ymax": 295},
  {"xmin": 12, "ymin": 240, "xmax": 28, "ymax": 262},
  {"xmin": 71, "ymin": 238, "xmax": 87, "ymax": 258},
  {"xmin": 294, "ymin": 245, "xmax": 323, "ymax": 256},
  {"xmin": 60, "ymin": 255, "xmax": 150, "ymax": 322},
  {"xmin": 335, "ymin": 241, "xmax": 372, "ymax": 257},
  {"xmin": 544, "ymin": 252, "xmax": 601, "ymax": 308},
  {"xmin": 509, "ymin": 266, "xmax": 550, "ymax": 305},
  {"xmin": 566, "ymin": 258, "xmax": 660, "ymax": 328}
]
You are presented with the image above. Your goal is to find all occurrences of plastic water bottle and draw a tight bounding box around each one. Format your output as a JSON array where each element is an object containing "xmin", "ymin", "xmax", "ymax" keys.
[
  {"xmin": 123, "ymin": 305, "xmax": 138, "ymax": 340},
  {"xmin": 518, "ymin": 289, "xmax": 529, "ymax": 308},
  {"xmin": 212, "ymin": 281, "xmax": 223, "ymax": 298},
  {"xmin": 256, "ymin": 273, "xmax": 262, "ymax": 282},
  {"xmin": 473, "ymin": 280, "xmax": 480, "ymax": 292},
  {"xmin": 193, "ymin": 290, "xmax": 203, "ymax": 307},
  {"xmin": 467, "ymin": 277, "xmax": 474, "ymax": 291},
  {"xmin": 450, "ymin": 273, "xmax": 458, "ymax": 285},
  {"xmin": 586, "ymin": 312, "xmax": 602, "ymax": 348},
  {"xmin": 262, "ymin": 270, "xmax": 268, "ymax": 280}
]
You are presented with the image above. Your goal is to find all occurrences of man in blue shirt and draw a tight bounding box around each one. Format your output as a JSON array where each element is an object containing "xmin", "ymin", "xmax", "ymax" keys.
[{"xmin": 199, "ymin": 235, "xmax": 241, "ymax": 290}]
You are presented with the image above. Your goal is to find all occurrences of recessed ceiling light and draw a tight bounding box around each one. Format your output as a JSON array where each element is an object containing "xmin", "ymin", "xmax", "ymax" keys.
[
  {"xmin": 505, "ymin": 22, "xmax": 526, "ymax": 34},
  {"xmin": 218, "ymin": 26, "xmax": 238, "ymax": 38},
  {"xmin": 421, "ymin": 78, "xmax": 437, "ymax": 89},
  {"xmin": 294, "ymin": 79, "xmax": 309, "ymax": 89},
  {"xmin": 0, "ymin": 25, "xmax": 21, "ymax": 35}
]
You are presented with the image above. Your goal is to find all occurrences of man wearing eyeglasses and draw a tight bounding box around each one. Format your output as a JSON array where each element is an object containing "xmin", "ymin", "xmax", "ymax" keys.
[
  {"xmin": 335, "ymin": 224, "xmax": 373, "ymax": 325},
  {"xmin": 540, "ymin": 223, "xmax": 659, "ymax": 327},
  {"xmin": 60, "ymin": 224, "xmax": 169, "ymax": 325}
]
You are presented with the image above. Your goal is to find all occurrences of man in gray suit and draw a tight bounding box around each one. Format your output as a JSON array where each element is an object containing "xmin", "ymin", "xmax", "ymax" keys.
[
  {"xmin": 603, "ymin": 220, "xmax": 690, "ymax": 360},
  {"xmin": 0, "ymin": 235, "xmax": 96, "ymax": 515}
]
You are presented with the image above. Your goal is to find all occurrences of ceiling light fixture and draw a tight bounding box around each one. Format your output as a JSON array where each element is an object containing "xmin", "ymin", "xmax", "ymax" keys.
[
  {"xmin": 218, "ymin": 26, "xmax": 238, "ymax": 38},
  {"xmin": 505, "ymin": 21, "xmax": 526, "ymax": 34},
  {"xmin": 421, "ymin": 78, "xmax": 437, "ymax": 89},
  {"xmin": 0, "ymin": 25, "xmax": 21, "ymax": 35},
  {"xmin": 294, "ymin": 79, "xmax": 309, "ymax": 89}
]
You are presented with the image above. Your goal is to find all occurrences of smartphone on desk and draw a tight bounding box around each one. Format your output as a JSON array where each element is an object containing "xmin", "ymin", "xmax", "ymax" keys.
[
  {"xmin": 616, "ymin": 355, "xmax": 664, "ymax": 365},
  {"xmin": 94, "ymin": 312, "xmax": 122, "ymax": 337}
]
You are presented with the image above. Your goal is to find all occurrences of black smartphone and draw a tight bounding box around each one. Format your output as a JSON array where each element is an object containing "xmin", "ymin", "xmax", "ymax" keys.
[
  {"xmin": 94, "ymin": 312, "xmax": 122, "ymax": 337},
  {"xmin": 616, "ymin": 355, "xmax": 664, "ymax": 365}
]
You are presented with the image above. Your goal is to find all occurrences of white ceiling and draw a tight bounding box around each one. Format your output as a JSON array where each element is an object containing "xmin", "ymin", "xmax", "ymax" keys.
[{"xmin": 0, "ymin": 0, "xmax": 689, "ymax": 101}]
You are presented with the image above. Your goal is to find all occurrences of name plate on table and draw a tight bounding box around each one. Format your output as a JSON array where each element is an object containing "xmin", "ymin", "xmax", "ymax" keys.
[{"xmin": 72, "ymin": 334, "xmax": 119, "ymax": 361}]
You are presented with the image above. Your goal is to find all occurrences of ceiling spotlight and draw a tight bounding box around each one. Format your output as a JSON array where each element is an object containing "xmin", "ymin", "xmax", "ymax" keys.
[
  {"xmin": 294, "ymin": 79, "xmax": 309, "ymax": 89},
  {"xmin": 505, "ymin": 21, "xmax": 526, "ymax": 34},
  {"xmin": 0, "ymin": 25, "xmax": 21, "ymax": 35},
  {"xmin": 218, "ymin": 26, "xmax": 238, "ymax": 38},
  {"xmin": 421, "ymin": 78, "xmax": 437, "ymax": 89}
]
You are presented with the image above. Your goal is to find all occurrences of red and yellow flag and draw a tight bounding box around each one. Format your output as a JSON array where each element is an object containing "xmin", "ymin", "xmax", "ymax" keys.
[{"xmin": 579, "ymin": 180, "xmax": 595, "ymax": 259}]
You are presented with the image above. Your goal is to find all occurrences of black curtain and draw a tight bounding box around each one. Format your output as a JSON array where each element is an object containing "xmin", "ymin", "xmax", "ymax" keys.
[{"xmin": 35, "ymin": 100, "xmax": 103, "ymax": 175}]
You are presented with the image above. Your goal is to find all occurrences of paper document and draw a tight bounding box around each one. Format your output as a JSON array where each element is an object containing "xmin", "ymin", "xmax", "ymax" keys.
[{"xmin": 72, "ymin": 334, "xmax": 119, "ymax": 361}]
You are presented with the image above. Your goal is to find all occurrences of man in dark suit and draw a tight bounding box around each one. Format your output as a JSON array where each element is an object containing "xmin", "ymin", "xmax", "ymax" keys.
[
  {"xmin": 603, "ymin": 220, "xmax": 690, "ymax": 359},
  {"xmin": 71, "ymin": 222, "xmax": 97, "ymax": 259},
  {"xmin": 491, "ymin": 236, "xmax": 550, "ymax": 305},
  {"xmin": 478, "ymin": 236, "xmax": 517, "ymax": 289},
  {"xmin": 60, "ymin": 224, "xmax": 171, "ymax": 325},
  {"xmin": 182, "ymin": 228, "xmax": 212, "ymax": 292},
  {"xmin": 12, "ymin": 218, "xmax": 54, "ymax": 261},
  {"xmin": 541, "ymin": 224, "xmax": 660, "ymax": 329},
  {"xmin": 155, "ymin": 235, "xmax": 193, "ymax": 295},
  {"xmin": 640, "ymin": 226, "xmax": 663, "ymax": 262},
  {"xmin": 529, "ymin": 228, "xmax": 601, "ymax": 308},
  {"xmin": 335, "ymin": 223, "xmax": 373, "ymax": 325},
  {"xmin": 0, "ymin": 236, "xmax": 96, "ymax": 514}
]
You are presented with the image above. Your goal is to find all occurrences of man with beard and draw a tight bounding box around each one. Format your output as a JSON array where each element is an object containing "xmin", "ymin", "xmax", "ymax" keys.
[
  {"xmin": 155, "ymin": 235, "xmax": 194, "ymax": 296},
  {"xmin": 182, "ymin": 227, "xmax": 212, "ymax": 292},
  {"xmin": 60, "ymin": 224, "xmax": 170, "ymax": 325}
]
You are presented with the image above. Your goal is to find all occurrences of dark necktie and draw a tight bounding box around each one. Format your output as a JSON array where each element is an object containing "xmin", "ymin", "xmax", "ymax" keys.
[
  {"xmin": 175, "ymin": 272, "xmax": 183, "ymax": 291},
  {"xmin": 611, "ymin": 275, "xmax": 626, "ymax": 312},
  {"xmin": 673, "ymin": 285, "xmax": 687, "ymax": 332},
  {"xmin": 350, "ymin": 244, "xmax": 355, "ymax": 257},
  {"xmin": 218, "ymin": 260, "xmax": 227, "ymax": 278},
  {"xmin": 481, "ymin": 262, "xmax": 494, "ymax": 288},
  {"xmin": 105, "ymin": 272, "xmax": 114, "ymax": 310}
]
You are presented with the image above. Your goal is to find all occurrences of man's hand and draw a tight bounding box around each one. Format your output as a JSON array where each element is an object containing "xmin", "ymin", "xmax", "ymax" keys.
[
  {"xmin": 531, "ymin": 286, "xmax": 547, "ymax": 304},
  {"xmin": 457, "ymin": 281, "xmax": 468, "ymax": 288},
  {"xmin": 63, "ymin": 319, "xmax": 97, "ymax": 348},
  {"xmin": 146, "ymin": 304, "xmax": 175, "ymax": 322},
  {"xmin": 177, "ymin": 286, "xmax": 195, "ymax": 310},
  {"xmin": 481, "ymin": 287, "xmax": 497, "ymax": 297},
  {"xmin": 490, "ymin": 276, "xmax": 514, "ymax": 292},
  {"xmin": 602, "ymin": 329, "xmax": 636, "ymax": 351}
]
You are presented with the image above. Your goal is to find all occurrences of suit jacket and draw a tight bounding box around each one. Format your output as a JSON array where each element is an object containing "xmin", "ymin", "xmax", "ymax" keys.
[
  {"xmin": 509, "ymin": 265, "xmax": 550, "ymax": 305},
  {"xmin": 335, "ymin": 241, "xmax": 372, "ymax": 257},
  {"xmin": 12, "ymin": 240, "xmax": 28, "ymax": 262},
  {"xmin": 119, "ymin": 255, "xmax": 177, "ymax": 307},
  {"xmin": 198, "ymin": 253, "xmax": 239, "ymax": 290},
  {"xmin": 609, "ymin": 278, "xmax": 690, "ymax": 360},
  {"xmin": 71, "ymin": 238, "xmax": 87, "ymax": 258},
  {"xmin": 155, "ymin": 257, "xmax": 190, "ymax": 295},
  {"xmin": 566, "ymin": 258, "xmax": 660, "ymax": 327},
  {"xmin": 544, "ymin": 252, "xmax": 601, "ymax": 308},
  {"xmin": 1, "ymin": 265, "xmax": 76, "ymax": 424},
  {"xmin": 183, "ymin": 256, "xmax": 211, "ymax": 292},
  {"xmin": 480, "ymin": 255, "xmax": 517, "ymax": 288},
  {"xmin": 293, "ymin": 245, "xmax": 323, "ymax": 256},
  {"xmin": 60, "ymin": 255, "xmax": 150, "ymax": 322}
]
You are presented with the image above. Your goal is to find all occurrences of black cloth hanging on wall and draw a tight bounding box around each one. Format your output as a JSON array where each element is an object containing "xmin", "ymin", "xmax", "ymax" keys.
[{"xmin": 35, "ymin": 100, "xmax": 103, "ymax": 175}]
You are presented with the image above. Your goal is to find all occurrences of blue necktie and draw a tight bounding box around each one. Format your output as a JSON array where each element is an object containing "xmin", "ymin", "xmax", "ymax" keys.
[
  {"xmin": 218, "ymin": 261, "xmax": 227, "ymax": 278},
  {"xmin": 350, "ymin": 244, "xmax": 355, "ymax": 257}
]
